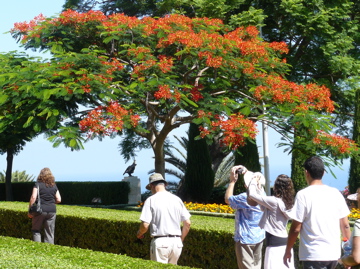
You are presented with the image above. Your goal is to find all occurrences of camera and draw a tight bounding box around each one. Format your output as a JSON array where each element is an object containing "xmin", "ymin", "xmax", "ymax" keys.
[{"xmin": 236, "ymin": 168, "xmax": 244, "ymax": 175}]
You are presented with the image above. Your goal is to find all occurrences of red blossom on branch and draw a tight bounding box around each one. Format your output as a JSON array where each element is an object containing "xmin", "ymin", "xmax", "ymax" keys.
[
  {"xmin": 200, "ymin": 113, "xmax": 258, "ymax": 150},
  {"xmin": 79, "ymin": 102, "xmax": 140, "ymax": 135},
  {"xmin": 313, "ymin": 131, "xmax": 358, "ymax": 155}
]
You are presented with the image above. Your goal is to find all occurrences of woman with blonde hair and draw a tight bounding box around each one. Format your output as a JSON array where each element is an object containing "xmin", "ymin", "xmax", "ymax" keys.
[
  {"xmin": 28, "ymin": 168, "xmax": 61, "ymax": 244},
  {"xmin": 247, "ymin": 172, "xmax": 295, "ymax": 269}
]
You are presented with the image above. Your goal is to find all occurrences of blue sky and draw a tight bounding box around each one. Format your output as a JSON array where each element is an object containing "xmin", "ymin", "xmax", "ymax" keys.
[{"xmin": 0, "ymin": 0, "xmax": 351, "ymax": 193}]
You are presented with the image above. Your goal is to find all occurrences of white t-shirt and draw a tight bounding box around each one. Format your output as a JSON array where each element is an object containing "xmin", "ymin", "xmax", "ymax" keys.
[
  {"xmin": 290, "ymin": 184, "xmax": 350, "ymax": 261},
  {"xmin": 140, "ymin": 191, "xmax": 191, "ymax": 237}
]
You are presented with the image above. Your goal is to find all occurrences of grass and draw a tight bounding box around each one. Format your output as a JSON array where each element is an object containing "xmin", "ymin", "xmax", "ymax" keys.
[{"xmin": 0, "ymin": 236, "xmax": 197, "ymax": 268}]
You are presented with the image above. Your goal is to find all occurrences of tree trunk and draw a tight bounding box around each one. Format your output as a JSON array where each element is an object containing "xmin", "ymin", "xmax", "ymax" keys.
[
  {"xmin": 349, "ymin": 89, "xmax": 360, "ymax": 194},
  {"xmin": 153, "ymin": 139, "xmax": 166, "ymax": 178},
  {"xmin": 5, "ymin": 148, "xmax": 14, "ymax": 201}
]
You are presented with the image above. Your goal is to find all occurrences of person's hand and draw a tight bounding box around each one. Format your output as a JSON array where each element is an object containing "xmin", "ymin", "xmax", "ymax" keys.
[
  {"xmin": 339, "ymin": 257, "xmax": 352, "ymax": 269},
  {"xmin": 283, "ymin": 249, "xmax": 292, "ymax": 268},
  {"xmin": 230, "ymin": 165, "xmax": 247, "ymax": 183},
  {"xmin": 27, "ymin": 213, "xmax": 33, "ymax": 219},
  {"xmin": 252, "ymin": 173, "xmax": 263, "ymax": 189},
  {"xmin": 136, "ymin": 230, "xmax": 144, "ymax": 239}
]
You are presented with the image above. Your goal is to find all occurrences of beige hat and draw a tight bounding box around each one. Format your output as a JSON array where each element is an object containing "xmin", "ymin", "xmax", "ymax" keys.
[
  {"xmin": 347, "ymin": 193, "xmax": 358, "ymax": 201},
  {"xmin": 146, "ymin": 173, "xmax": 167, "ymax": 190},
  {"xmin": 243, "ymin": 171, "xmax": 266, "ymax": 187}
]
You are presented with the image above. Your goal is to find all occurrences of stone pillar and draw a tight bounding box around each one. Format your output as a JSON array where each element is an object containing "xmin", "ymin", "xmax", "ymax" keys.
[{"xmin": 122, "ymin": 176, "xmax": 141, "ymax": 204}]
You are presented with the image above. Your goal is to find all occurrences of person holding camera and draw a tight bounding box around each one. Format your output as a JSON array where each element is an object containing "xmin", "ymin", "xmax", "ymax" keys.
[
  {"xmin": 248, "ymin": 172, "xmax": 295, "ymax": 269},
  {"xmin": 225, "ymin": 165, "xmax": 265, "ymax": 269}
]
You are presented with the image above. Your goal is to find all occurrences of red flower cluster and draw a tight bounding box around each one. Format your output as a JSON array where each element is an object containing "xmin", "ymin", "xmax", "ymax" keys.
[
  {"xmin": 12, "ymin": 14, "xmax": 46, "ymax": 33},
  {"xmin": 253, "ymin": 75, "xmax": 335, "ymax": 113},
  {"xmin": 313, "ymin": 131, "xmax": 358, "ymax": 155},
  {"xmin": 199, "ymin": 113, "xmax": 258, "ymax": 149},
  {"xmin": 100, "ymin": 58, "xmax": 124, "ymax": 74},
  {"xmin": 154, "ymin": 85, "xmax": 172, "ymax": 100},
  {"xmin": 79, "ymin": 102, "xmax": 140, "ymax": 135},
  {"xmin": 190, "ymin": 85, "xmax": 204, "ymax": 102},
  {"xmin": 158, "ymin": 55, "xmax": 173, "ymax": 73}
]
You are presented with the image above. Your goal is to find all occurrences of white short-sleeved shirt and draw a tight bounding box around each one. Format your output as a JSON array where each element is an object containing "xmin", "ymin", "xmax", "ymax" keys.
[
  {"xmin": 140, "ymin": 191, "xmax": 191, "ymax": 237},
  {"xmin": 290, "ymin": 185, "xmax": 350, "ymax": 261}
]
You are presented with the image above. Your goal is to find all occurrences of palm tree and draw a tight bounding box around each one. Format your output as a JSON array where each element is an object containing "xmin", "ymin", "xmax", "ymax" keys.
[
  {"xmin": 0, "ymin": 170, "xmax": 35, "ymax": 183},
  {"xmin": 149, "ymin": 135, "xmax": 235, "ymax": 190}
]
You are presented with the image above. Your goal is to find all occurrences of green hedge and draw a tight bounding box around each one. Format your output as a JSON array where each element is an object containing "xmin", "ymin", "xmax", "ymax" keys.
[
  {"xmin": 0, "ymin": 202, "xmax": 310, "ymax": 268},
  {"xmin": 0, "ymin": 236, "xmax": 196, "ymax": 268},
  {"xmin": 0, "ymin": 202, "xmax": 237, "ymax": 268},
  {"xmin": 0, "ymin": 182, "xmax": 130, "ymax": 205}
]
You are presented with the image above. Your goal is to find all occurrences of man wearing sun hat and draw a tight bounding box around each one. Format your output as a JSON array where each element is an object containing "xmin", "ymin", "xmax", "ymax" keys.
[
  {"xmin": 136, "ymin": 173, "xmax": 191, "ymax": 265},
  {"xmin": 225, "ymin": 165, "xmax": 266, "ymax": 269}
]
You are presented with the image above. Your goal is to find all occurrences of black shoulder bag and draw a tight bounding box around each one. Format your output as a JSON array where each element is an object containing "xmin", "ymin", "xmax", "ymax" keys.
[{"xmin": 29, "ymin": 183, "xmax": 43, "ymax": 217}]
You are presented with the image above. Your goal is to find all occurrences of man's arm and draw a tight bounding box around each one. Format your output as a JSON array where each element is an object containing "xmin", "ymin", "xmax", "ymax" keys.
[
  {"xmin": 283, "ymin": 220, "xmax": 302, "ymax": 268},
  {"xmin": 181, "ymin": 219, "xmax": 191, "ymax": 242},
  {"xmin": 136, "ymin": 221, "xmax": 149, "ymax": 239},
  {"xmin": 340, "ymin": 216, "xmax": 351, "ymax": 241}
]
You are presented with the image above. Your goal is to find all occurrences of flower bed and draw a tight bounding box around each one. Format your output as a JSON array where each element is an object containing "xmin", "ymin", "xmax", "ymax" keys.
[{"xmin": 184, "ymin": 202, "xmax": 235, "ymax": 214}]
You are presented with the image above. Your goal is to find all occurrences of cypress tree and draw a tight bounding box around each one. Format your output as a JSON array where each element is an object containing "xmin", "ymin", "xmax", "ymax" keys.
[
  {"xmin": 182, "ymin": 123, "xmax": 214, "ymax": 203},
  {"xmin": 349, "ymin": 89, "xmax": 360, "ymax": 194},
  {"xmin": 291, "ymin": 149, "xmax": 307, "ymax": 193}
]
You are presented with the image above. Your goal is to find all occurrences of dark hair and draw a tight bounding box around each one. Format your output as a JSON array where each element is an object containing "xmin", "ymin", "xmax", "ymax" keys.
[
  {"xmin": 273, "ymin": 174, "xmax": 294, "ymax": 210},
  {"xmin": 303, "ymin": 156, "xmax": 325, "ymax": 179}
]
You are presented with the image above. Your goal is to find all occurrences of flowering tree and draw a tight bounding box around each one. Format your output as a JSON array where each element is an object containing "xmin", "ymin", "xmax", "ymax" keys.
[{"xmin": 9, "ymin": 10, "xmax": 359, "ymax": 176}]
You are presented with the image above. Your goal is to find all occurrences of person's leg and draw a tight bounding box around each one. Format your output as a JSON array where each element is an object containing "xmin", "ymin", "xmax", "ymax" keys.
[
  {"xmin": 31, "ymin": 213, "xmax": 46, "ymax": 242},
  {"xmin": 235, "ymin": 242, "xmax": 255, "ymax": 269},
  {"xmin": 168, "ymin": 237, "xmax": 183, "ymax": 265},
  {"xmin": 150, "ymin": 237, "xmax": 171, "ymax": 263},
  {"xmin": 252, "ymin": 241, "xmax": 263, "ymax": 269},
  {"xmin": 43, "ymin": 213, "xmax": 56, "ymax": 244}
]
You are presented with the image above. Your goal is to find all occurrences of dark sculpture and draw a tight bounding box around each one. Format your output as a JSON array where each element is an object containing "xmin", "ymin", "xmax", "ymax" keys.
[{"xmin": 123, "ymin": 160, "xmax": 137, "ymax": 177}]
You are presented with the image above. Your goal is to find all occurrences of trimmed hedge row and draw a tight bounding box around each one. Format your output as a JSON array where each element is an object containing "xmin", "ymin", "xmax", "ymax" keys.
[
  {"xmin": 0, "ymin": 236, "xmax": 196, "ymax": 268},
  {"xmin": 0, "ymin": 182, "xmax": 130, "ymax": 205},
  {"xmin": 0, "ymin": 202, "xmax": 237, "ymax": 268}
]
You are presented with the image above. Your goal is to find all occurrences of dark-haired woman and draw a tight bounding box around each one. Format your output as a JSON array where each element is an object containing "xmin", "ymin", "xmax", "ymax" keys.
[
  {"xmin": 248, "ymin": 173, "xmax": 295, "ymax": 269},
  {"xmin": 28, "ymin": 168, "xmax": 61, "ymax": 244}
]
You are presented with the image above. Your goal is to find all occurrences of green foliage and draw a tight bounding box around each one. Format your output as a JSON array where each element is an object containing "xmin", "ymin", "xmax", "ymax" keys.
[
  {"xmin": 0, "ymin": 170, "xmax": 35, "ymax": 183},
  {"xmin": 349, "ymin": 89, "xmax": 360, "ymax": 193},
  {"xmin": 0, "ymin": 182, "xmax": 130, "ymax": 205},
  {"xmin": 291, "ymin": 151, "xmax": 308, "ymax": 193},
  {"xmin": 0, "ymin": 236, "xmax": 193, "ymax": 268},
  {"xmin": 182, "ymin": 123, "xmax": 214, "ymax": 203}
]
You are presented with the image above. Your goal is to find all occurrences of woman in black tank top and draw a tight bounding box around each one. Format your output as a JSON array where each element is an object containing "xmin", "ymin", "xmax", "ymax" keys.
[{"xmin": 28, "ymin": 168, "xmax": 61, "ymax": 244}]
